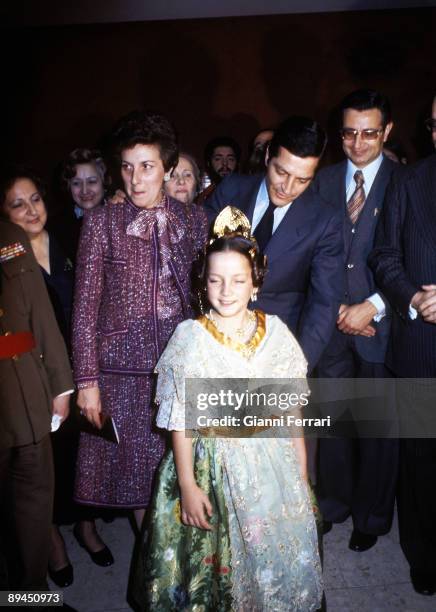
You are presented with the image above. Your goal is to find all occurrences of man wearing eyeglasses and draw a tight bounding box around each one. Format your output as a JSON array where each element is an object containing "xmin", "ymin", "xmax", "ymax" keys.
[{"xmin": 313, "ymin": 89, "xmax": 400, "ymax": 555}]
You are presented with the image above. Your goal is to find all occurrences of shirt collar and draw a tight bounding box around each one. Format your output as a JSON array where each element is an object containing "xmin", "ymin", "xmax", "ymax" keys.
[
  {"xmin": 253, "ymin": 178, "xmax": 292, "ymax": 234},
  {"xmin": 74, "ymin": 205, "xmax": 84, "ymax": 219},
  {"xmin": 258, "ymin": 178, "xmax": 269, "ymax": 204},
  {"xmin": 346, "ymin": 154, "xmax": 384, "ymax": 193}
]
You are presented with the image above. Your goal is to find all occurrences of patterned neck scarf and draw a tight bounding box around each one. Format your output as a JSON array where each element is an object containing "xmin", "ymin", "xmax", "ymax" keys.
[{"xmin": 126, "ymin": 195, "xmax": 189, "ymax": 318}]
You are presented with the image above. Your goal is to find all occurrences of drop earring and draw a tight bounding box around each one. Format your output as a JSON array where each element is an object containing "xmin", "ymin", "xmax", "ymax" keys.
[
  {"xmin": 164, "ymin": 173, "xmax": 171, "ymax": 182},
  {"xmin": 251, "ymin": 289, "xmax": 258, "ymax": 302},
  {"xmin": 197, "ymin": 289, "xmax": 205, "ymax": 315}
]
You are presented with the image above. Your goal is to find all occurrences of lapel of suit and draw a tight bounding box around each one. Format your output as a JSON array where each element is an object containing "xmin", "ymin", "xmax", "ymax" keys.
[
  {"xmin": 264, "ymin": 188, "xmax": 317, "ymax": 264},
  {"xmin": 334, "ymin": 162, "xmax": 347, "ymax": 211},
  {"xmin": 364, "ymin": 157, "xmax": 392, "ymax": 214},
  {"xmin": 326, "ymin": 162, "xmax": 347, "ymax": 244},
  {"xmin": 408, "ymin": 154, "xmax": 436, "ymax": 249}
]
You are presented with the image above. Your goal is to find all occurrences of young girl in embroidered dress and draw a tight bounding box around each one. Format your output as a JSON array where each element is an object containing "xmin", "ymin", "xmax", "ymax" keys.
[{"xmin": 132, "ymin": 207, "xmax": 323, "ymax": 611}]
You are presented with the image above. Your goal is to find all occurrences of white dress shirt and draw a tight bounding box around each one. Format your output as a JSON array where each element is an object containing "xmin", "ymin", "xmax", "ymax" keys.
[
  {"xmin": 345, "ymin": 154, "xmax": 385, "ymax": 321},
  {"xmin": 251, "ymin": 179, "xmax": 292, "ymax": 234}
]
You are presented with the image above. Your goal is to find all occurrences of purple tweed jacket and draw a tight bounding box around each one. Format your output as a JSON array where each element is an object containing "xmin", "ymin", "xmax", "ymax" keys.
[{"xmin": 72, "ymin": 196, "xmax": 207, "ymax": 387}]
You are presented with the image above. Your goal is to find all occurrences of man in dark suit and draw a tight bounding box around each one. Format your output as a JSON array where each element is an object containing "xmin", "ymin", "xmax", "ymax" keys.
[
  {"xmin": 205, "ymin": 116, "xmax": 343, "ymax": 372},
  {"xmin": 313, "ymin": 90, "xmax": 399, "ymax": 553},
  {"xmin": 0, "ymin": 220, "xmax": 73, "ymax": 590},
  {"xmin": 369, "ymin": 97, "xmax": 436, "ymax": 594}
]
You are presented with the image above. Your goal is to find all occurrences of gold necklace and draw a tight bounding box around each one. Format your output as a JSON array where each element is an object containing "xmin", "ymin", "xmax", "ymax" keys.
[{"xmin": 208, "ymin": 309, "xmax": 257, "ymax": 342}]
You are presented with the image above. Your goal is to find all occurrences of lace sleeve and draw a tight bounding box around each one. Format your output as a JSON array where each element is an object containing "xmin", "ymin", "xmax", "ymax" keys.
[
  {"xmin": 267, "ymin": 315, "xmax": 310, "ymax": 400},
  {"xmin": 155, "ymin": 365, "xmax": 187, "ymax": 431},
  {"xmin": 154, "ymin": 320, "xmax": 197, "ymax": 431}
]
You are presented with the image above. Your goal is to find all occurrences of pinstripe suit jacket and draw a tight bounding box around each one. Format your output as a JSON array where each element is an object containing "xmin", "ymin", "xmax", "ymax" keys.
[{"xmin": 369, "ymin": 154, "xmax": 436, "ymax": 377}]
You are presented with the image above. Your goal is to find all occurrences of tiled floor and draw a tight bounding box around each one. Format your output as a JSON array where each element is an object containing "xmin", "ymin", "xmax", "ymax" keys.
[
  {"xmin": 323, "ymin": 515, "xmax": 434, "ymax": 611},
  {"xmin": 52, "ymin": 513, "xmax": 435, "ymax": 611}
]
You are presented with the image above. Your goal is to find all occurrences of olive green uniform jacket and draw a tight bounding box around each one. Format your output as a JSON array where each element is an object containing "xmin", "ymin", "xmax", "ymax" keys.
[{"xmin": 0, "ymin": 221, "xmax": 73, "ymax": 449}]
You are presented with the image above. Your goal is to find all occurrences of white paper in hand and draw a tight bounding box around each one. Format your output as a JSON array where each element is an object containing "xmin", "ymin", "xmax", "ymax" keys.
[{"xmin": 51, "ymin": 414, "xmax": 63, "ymax": 432}]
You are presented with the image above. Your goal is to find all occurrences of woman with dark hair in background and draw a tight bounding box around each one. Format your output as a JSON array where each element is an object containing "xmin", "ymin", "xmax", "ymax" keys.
[
  {"xmin": 1, "ymin": 170, "xmax": 74, "ymax": 344},
  {"xmin": 0, "ymin": 168, "xmax": 113, "ymax": 589},
  {"xmin": 72, "ymin": 110, "xmax": 208, "ymax": 529}
]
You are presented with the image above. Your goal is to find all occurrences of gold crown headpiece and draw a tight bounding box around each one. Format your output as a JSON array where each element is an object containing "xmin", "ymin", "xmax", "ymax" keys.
[{"xmin": 210, "ymin": 205, "xmax": 258, "ymax": 258}]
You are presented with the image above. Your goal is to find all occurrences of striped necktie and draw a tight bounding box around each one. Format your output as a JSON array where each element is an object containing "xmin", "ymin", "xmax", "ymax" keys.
[{"xmin": 347, "ymin": 170, "xmax": 365, "ymax": 224}]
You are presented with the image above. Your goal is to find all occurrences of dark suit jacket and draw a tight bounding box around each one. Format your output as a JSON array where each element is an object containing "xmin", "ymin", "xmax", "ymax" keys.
[
  {"xmin": 0, "ymin": 221, "xmax": 73, "ymax": 449},
  {"xmin": 369, "ymin": 153, "xmax": 436, "ymax": 377},
  {"xmin": 204, "ymin": 173, "xmax": 344, "ymax": 370},
  {"xmin": 313, "ymin": 156, "xmax": 398, "ymax": 363}
]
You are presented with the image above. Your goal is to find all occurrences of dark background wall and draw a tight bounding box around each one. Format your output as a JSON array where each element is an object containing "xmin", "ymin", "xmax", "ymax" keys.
[{"xmin": 2, "ymin": 7, "xmax": 435, "ymax": 190}]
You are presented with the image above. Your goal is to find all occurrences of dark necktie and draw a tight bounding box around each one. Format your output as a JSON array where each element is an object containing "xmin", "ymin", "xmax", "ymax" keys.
[
  {"xmin": 347, "ymin": 170, "xmax": 365, "ymax": 224},
  {"xmin": 253, "ymin": 201, "xmax": 276, "ymax": 252}
]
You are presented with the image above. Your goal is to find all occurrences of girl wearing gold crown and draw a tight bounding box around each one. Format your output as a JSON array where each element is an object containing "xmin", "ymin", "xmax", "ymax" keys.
[{"xmin": 131, "ymin": 207, "xmax": 323, "ymax": 611}]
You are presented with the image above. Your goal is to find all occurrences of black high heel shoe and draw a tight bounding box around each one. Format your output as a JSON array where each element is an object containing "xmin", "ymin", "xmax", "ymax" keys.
[
  {"xmin": 73, "ymin": 524, "xmax": 114, "ymax": 567},
  {"xmin": 48, "ymin": 563, "xmax": 74, "ymax": 588}
]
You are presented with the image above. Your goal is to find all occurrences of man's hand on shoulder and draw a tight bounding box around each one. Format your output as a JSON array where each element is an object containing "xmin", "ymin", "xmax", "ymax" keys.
[
  {"xmin": 108, "ymin": 189, "xmax": 126, "ymax": 205},
  {"xmin": 337, "ymin": 302, "xmax": 377, "ymax": 337}
]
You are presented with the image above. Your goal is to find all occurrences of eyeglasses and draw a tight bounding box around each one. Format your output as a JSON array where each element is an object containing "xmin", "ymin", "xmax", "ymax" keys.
[
  {"xmin": 340, "ymin": 128, "xmax": 384, "ymax": 142},
  {"xmin": 425, "ymin": 118, "xmax": 436, "ymax": 132},
  {"xmin": 169, "ymin": 170, "xmax": 194, "ymax": 182}
]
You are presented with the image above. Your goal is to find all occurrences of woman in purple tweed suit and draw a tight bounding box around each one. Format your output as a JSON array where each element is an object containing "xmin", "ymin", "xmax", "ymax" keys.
[{"xmin": 72, "ymin": 111, "xmax": 208, "ymax": 529}]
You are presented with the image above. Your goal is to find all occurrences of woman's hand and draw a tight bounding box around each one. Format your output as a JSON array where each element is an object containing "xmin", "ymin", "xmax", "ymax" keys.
[
  {"xmin": 77, "ymin": 386, "xmax": 102, "ymax": 429},
  {"xmin": 180, "ymin": 483, "xmax": 213, "ymax": 530}
]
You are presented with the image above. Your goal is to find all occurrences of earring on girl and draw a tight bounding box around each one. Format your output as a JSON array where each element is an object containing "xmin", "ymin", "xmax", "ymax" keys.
[
  {"xmin": 164, "ymin": 173, "xmax": 171, "ymax": 182},
  {"xmin": 251, "ymin": 289, "xmax": 258, "ymax": 302},
  {"xmin": 197, "ymin": 289, "xmax": 205, "ymax": 315}
]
